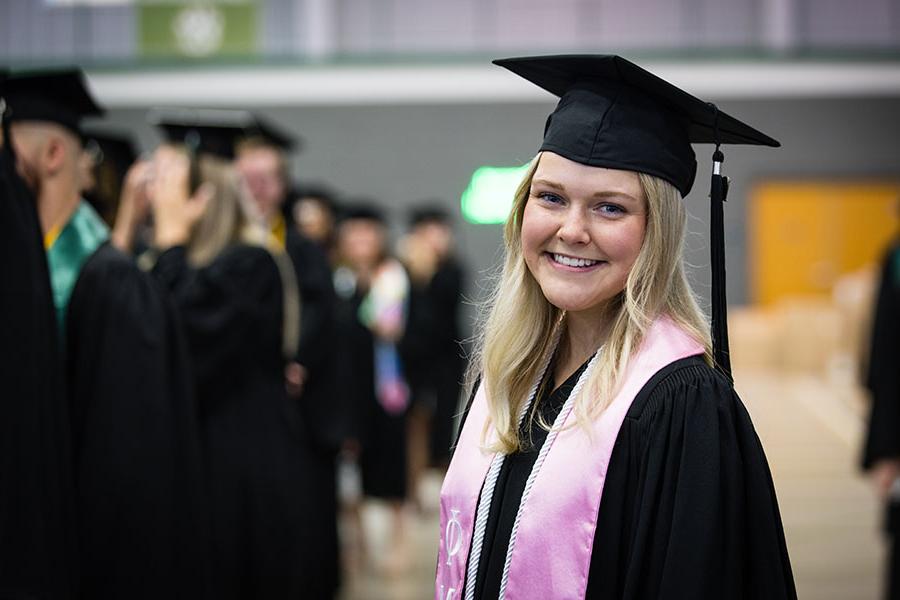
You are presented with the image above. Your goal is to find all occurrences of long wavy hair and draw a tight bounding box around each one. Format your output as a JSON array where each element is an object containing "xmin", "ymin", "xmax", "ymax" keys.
[{"xmin": 465, "ymin": 153, "xmax": 712, "ymax": 454}]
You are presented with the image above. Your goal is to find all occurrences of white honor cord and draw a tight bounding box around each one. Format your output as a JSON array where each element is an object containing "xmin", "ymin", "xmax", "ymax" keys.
[
  {"xmin": 463, "ymin": 326, "xmax": 562, "ymax": 600},
  {"xmin": 498, "ymin": 347, "xmax": 603, "ymax": 599},
  {"xmin": 464, "ymin": 328, "xmax": 604, "ymax": 600}
]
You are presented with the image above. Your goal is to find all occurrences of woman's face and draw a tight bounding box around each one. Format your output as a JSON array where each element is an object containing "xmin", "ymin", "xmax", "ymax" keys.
[
  {"xmin": 521, "ymin": 152, "xmax": 647, "ymax": 320},
  {"xmin": 338, "ymin": 218, "xmax": 385, "ymax": 271}
]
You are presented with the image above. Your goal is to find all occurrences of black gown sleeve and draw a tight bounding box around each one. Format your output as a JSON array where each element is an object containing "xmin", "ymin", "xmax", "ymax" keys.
[
  {"xmin": 587, "ymin": 358, "xmax": 796, "ymax": 599},
  {"xmin": 284, "ymin": 230, "xmax": 343, "ymax": 452},
  {"xmin": 66, "ymin": 243, "xmax": 211, "ymax": 599},
  {"xmin": 400, "ymin": 261, "xmax": 463, "ymax": 372},
  {"xmin": 861, "ymin": 240, "xmax": 900, "ymax": 470},
  {"xmin": 285, "ymin": 229, "xmax": 335, "ymax": 372}
]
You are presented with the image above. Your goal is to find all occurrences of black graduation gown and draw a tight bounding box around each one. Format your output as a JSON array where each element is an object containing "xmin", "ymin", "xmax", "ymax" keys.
[
  {"xmin": 65, "ymin": 241, "xmax": 211, "ymax": 599},
  {"xmin": 861, "ymin": 240, "xmax": 900, "ymax": 600},
  {"xmin": 466, "ymin": 356, "xmax": 796, "ymax": 599},
  {"xmin": 333, "ymin": 281, "xmax": 408, "ymax": 500},
  {"xmin": 152, "ymin": 244, "xmax": 332, "ymax": 600},
  {"xmin": 284, "ymin": 228, "xmax": 341, "ymax": 595},
  {"xmin": 862, "ymin": 240, "xmax": 900, "ymax": 483},
  {"xmin": 0, "ymin": 137, "xmax": 76, "ymax": 599},
  {"xmin": 400, "ymin": 258, "xmax": 465, "ymax": 466}
]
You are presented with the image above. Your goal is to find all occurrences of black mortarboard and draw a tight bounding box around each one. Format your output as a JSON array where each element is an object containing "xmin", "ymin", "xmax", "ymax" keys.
[
  {"xmin": 495, "ymin": 54, "xmax": 781, "ymax": 380},
  {"xmin": 409, "ymin": 203, "xmax": 451, "ymax": 227},
  {"xmin": 338, "ymin": 202, "xmax": 386, "ymax": 225},
  {"xmin": 285, "ymin": 183, "xmax": 339, "ymax": 217},
  {"xmin": 2, "ymin": 68, "xmax": 104, "ymax": 136},
  {"xmin": 494, "ymin": 55, "xmax": 778, "ymax": 197},
  {"xmin": 150, "ymin": 108, "xmax": 298, "ymax": 160}
]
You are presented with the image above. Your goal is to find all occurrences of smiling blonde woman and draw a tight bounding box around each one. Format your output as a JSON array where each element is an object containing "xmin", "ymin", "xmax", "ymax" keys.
[{"xmin": 436, "ymin": 55, "xmax": 796, "ymax": 600}]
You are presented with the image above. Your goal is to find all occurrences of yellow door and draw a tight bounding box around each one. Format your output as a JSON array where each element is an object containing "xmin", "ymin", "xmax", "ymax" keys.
[{"xmin": 750, "ymin": 181, "xmax": 899, "ymax": 306}]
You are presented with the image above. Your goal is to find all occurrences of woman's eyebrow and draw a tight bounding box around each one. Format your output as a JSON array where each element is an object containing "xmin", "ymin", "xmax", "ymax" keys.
[
  {"xmin": 531, "ymin": 178, "xmax": 565, "ymax": 192},
  {"xmin": 591, "ymin": 190, "xmax": 641, "ymax": 204}
]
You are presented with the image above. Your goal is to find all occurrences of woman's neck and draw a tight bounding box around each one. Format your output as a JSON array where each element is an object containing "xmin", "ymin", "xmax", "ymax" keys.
[{"xmin": 554, "ymin": 308, "xmax": 611, "ymax": 389}]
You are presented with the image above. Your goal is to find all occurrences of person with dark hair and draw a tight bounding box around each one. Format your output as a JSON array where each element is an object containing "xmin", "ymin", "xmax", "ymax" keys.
[
  {"xmin": 437, "ymin": 55, "xmax": 795, "ymax": 599},
  {"xmin": 862, "ymin": 209, "xmax": 900, "ymax": 600},
  {"xmin": 285, "ymin": 183, "xmax": 340, "ymax": 258},
  {"xmin": 3, "ymin": 69, "xmax": 210, "ymax": 598},
  {"xmin": 333, "ymin": 203, "xmax": 412, "ymax": 572},
  {"xmin": 78, "ymin": 129, "xmax": 137, "ymax": 227},
  {"xmin": 399, "ymin": 203, "xmax": 465, "ymax": 506}
]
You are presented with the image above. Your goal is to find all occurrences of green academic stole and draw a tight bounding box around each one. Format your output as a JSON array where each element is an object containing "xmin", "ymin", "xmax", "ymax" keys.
[{"xmin": 45, "ymin": 201, "xmax": 109, "ymax": 334}]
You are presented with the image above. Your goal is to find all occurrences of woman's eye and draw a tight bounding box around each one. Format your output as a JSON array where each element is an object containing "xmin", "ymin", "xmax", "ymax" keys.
[
  {"xmin": 535, "ymin": 191, "xmax": 564, "ymax": 205},
  {"xmin": 596, "ymin": 203, "xmax": 625, "ymax": 216}
]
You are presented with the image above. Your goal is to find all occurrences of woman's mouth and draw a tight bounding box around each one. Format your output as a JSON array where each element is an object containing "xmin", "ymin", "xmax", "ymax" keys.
[{"xmin": 548, "ymin": 252, "xmax": 603, "ymax": 269}]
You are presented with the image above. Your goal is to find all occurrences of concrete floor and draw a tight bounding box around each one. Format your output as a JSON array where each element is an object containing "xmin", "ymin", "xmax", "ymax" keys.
[{"xmin": 339, "ymin": 368, "xmax": 888, "ymax": 600}]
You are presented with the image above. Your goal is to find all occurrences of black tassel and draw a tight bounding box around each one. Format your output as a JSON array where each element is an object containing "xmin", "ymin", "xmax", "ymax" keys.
[
  {"xmin": 708, "ymin": 102, "xmax": 732, "ymax": 381},
  {"xmin": 710, "ymin": 147, "xmax": 732, "ymax": 381}
]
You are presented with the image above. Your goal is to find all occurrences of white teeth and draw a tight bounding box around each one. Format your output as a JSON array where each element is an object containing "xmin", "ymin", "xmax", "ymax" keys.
[{"xmin": 552, "ymin": 253, "xmax": 599, "ymax": 268}]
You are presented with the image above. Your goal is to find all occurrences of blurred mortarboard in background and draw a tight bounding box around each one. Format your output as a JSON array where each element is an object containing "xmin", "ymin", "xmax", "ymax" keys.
[
  {"xmin": 338, "ymin": 201, "xmax": 386, "ymax": 225},
  {"xmin": 286, "ymin": 183, "xmax": 339, "ymax": 214},
  {"xmin": 149, "ymin": 108, "xmax": 298, "ymax": 160},
  {"xmin": 409, "ymin": 203, "xmax": 452, "ymax": 227},
  {"xmin": 1, "ymin": 68, "xmax": 104, "ymax": 137},
  {"xmin": 81, "ymin": 128, "xmax": 139, "ymax": 226},
  {"xmin": 494, "ymin": 53, "xmax": 782, "ymax": 380}
]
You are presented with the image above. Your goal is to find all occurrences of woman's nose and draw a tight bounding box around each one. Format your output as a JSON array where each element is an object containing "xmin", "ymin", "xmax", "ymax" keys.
[{"xmin": 557, "ymin": 209, "xmax": 590, "ymax": 245}]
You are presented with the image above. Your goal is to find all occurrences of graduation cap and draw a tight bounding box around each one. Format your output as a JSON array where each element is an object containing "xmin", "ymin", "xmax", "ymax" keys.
[
  {"xmin": 494, "ymin": 54, "xmax": 781, "ymax": 380},
  {"xmin": 409, "ymin": 203, "xmax": 452, "ymax": 227},
  {"xmin": 285, "ymin": 183, "xmax": 339, "ymax": 218},
  {"xmin": 81, "ymin": 128, "xmax": 139, "ymax": 225},
  {"xmin": 1, "ymin": 68, "xmax": 104, "ymax": 136},
  {"xmin": 338, "ymin": 202, "xmax": 386, "ymax": 225},
  {"xmin": 150, "ymin": 108, "xmax": 298, "ymax": 160}
]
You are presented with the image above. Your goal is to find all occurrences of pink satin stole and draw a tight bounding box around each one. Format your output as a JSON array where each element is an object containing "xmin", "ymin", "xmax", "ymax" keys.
[{"xmin": 435, "ymin": 317, "xmax": 704, "ymax": 600}]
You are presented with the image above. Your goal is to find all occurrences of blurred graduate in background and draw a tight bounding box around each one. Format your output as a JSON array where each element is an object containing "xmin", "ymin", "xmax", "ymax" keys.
[
  {"xmin": 862, "ymin": 201, "xmax": 900, "ymax": 600},
  {"xmin": 78, "ymin": 128, "xmax": 138, "ymax": 228},
  {"xmin": 285, "ymin": 182, "xmax": 340, "ymax": 262},
  {"xmin": 333, "ymin": 203, "xmax": 412, "ymax": 573},
  {"xmin": 0, "ymin": 69, "xmax": 76, "ymax": 600},
  {"xmin": 398, "ymin": 204, "xmax": 465, "ymax": 507},
  {"xmin": 112, "ymin": 112, "xmax": 339, "ymax": 598}
]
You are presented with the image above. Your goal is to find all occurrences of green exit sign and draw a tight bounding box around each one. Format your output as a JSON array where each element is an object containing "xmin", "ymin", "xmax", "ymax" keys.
[{"xmin": 460, "ymin": 164, "xmax": 531, "ymax": 225}]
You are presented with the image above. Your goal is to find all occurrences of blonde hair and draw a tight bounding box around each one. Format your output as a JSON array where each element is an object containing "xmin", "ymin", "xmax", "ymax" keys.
[
  {"xmin": 466, "ymin": 153, "xmax": 712, "ymax": 454},
  {"xmin": 182, "ymin": 152, "xmax": 301, "ymax": 359}
]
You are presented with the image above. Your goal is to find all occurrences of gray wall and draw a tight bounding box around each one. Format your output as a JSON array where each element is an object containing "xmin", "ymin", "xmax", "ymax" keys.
[{"xmin": 102, "ymin": 95, "xmax": 900, "ymax": 332}]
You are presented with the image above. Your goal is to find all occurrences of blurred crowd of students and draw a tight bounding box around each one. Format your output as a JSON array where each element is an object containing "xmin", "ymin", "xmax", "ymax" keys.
[{"xmin": 1, "ymin": 68, "xmax": 464, "ymax": 599}]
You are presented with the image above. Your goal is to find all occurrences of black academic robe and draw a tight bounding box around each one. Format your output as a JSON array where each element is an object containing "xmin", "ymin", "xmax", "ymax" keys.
[
  {"xmin": 0, "ymin": 136, "xmax": 76, "ymax": 599},
  {"xmin": 466, "ymin": 356, "xmax": 797, "ymax": 600},
  {"xmin": 333, "ymin": 281, "xmax": 408, "ymax": 500},
  {"xmin": 284, "ymin": 228, "xmax": 341, "ymax": 595},
  {"xmin": 400, "ymin": 258, "xmax": 465, "ymax": 466},
  {"xmin": 862, "ymin": 240, "xmax": 900, "ymax": 482},
  {"xmin": 153, "ymin": 244, "xmax": 334, "ymax": 600},
  {"xmin": 861, "ymin": 240, "xmax": 900, "ymax": 600},
  {"xmin": 65, "ymin": 242, "xmax": 211, "ymax": 599}
]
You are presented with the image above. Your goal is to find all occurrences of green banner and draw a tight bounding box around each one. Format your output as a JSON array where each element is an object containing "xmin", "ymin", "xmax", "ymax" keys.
[{"xmin": 139, "ymin": 1, "xmax": 257, "ymax": 59}]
